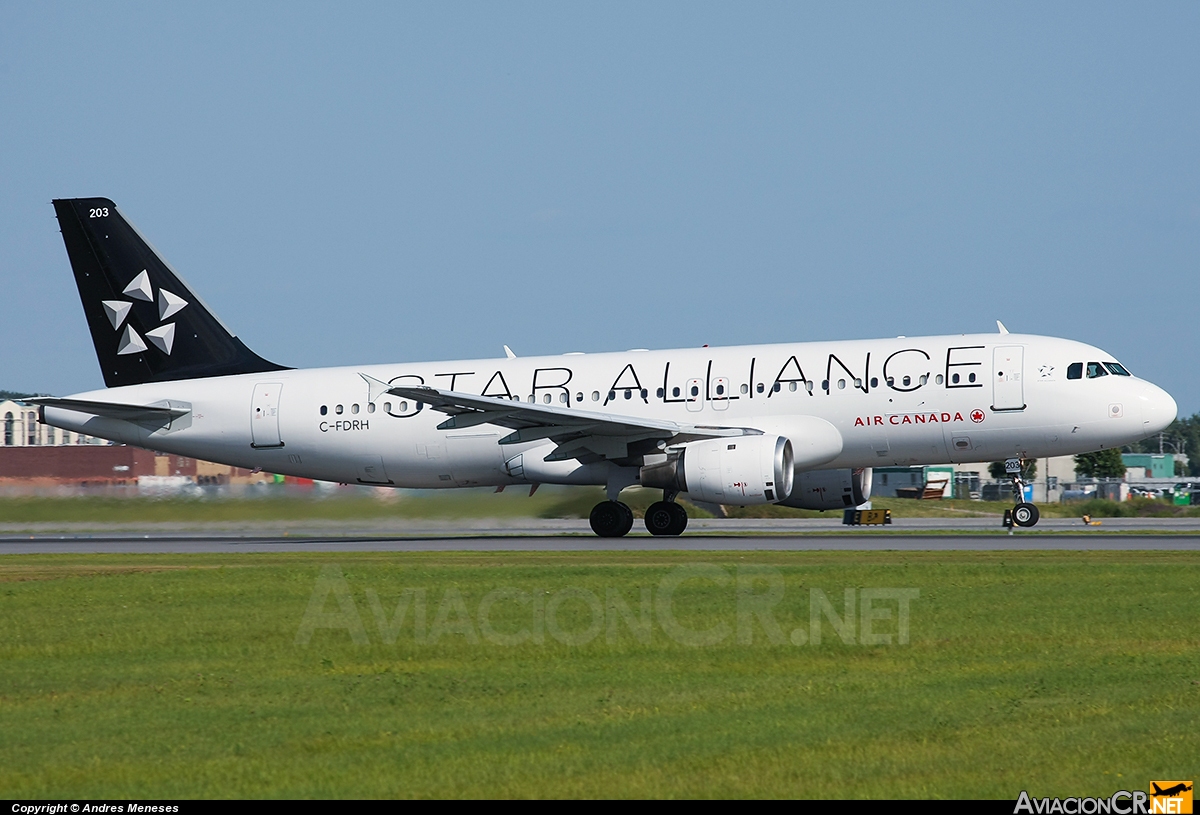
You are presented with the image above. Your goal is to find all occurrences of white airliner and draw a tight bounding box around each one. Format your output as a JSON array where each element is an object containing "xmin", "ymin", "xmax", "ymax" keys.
[{"xmin": 35, "ymin": 198, "xmax": 1178, "ymax": 536}]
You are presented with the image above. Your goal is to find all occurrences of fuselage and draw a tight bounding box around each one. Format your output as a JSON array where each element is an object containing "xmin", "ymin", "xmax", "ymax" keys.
[{"xmin": 42, "ymin": 332, "xmax": 1178, "ymax": 490}]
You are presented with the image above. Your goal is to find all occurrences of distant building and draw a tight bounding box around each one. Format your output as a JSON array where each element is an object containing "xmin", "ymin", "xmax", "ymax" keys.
[
  {"xmin": 1120, "ymin": 453, "xmax": 1176, "ymax": 479},
  {"xmin": 0, "ymin": 444, "xmax": 274, "ymax": 488},
  {"xmin": 1, "ymin": 398, "xmax": 106, "ymax": 447}
]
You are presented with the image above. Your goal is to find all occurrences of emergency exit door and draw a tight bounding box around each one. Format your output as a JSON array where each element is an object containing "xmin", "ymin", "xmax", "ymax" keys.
[
  {"xmin": 251, "ymin": 382, "xmax": 284, "ymax": 448},
  {"xmin": 992, "ymin": 346, "xmax": 1025, "ymax": 411}
]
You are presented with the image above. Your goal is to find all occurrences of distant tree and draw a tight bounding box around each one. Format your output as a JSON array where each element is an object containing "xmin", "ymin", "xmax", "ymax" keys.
[
  {"xmin": 1074, "ymin": 449, "xmax": 1127, "ymax": 479},
  {"xmin": 0, "ymin": 390, "xmax": 36, "ymax": 401},
  {"xmin": 988, "ymin": 460, "xmax": 1037, "ymax": 481}
]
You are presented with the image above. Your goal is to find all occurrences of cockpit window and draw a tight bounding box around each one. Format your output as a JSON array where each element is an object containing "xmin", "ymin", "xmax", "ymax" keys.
[
  {"xmin": 1067, "ymin": 362, "xmax": 1083, "ymax": 380},
  {"xmin": 1086, "ymin": 362, "xmax": 1108, "ymax": 378},
  {"xmin": 1104, "ymin": 362, "xmax": 1131, "ymax": 376}
]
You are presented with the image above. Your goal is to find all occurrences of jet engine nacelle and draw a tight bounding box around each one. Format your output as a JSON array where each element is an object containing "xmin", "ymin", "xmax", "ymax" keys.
[
  {"xmin": 776, "ymin": 467, "xmax": 873, "ymax": 510},
  {"xmin": 640, "ymin": 435, "xmax": 794, "ymax": 505}
]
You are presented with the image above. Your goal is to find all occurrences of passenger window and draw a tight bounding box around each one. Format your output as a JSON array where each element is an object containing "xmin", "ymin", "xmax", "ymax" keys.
[
  {"xmin": 740, "ymin": 384, "xmax": 748, "ymax": 394},
  {"xmin": 320, "ymin": 405, "xmax": 328, "ymax": 415},
  {"xmin": 351, "ymin": 404, "xmax": 360, "ymax": 414},
  {"xmin": 384, "ymin": 402, "xmax": 392, "ymax": 412},
  {"xmin": 623, "ymin": 390, "xmax": 632, "ymax": 400},
  {"xmin": 968, "ymin": 373, "xmax": 976, "ymax": 383},
  {"xmin": 821, "ymin": 380, "xmax": 829, "ymax": 390},
  {"xmin": 773, "ymin": 382, "xmax": 781, "ymax": 392},
  {"xmin": 902, "ymin": 376, "xmax": 911, "ymax": 387},
  {"xmin": 689, "ymin": 385, "xmax": 699, "ymax": 397},
  {"xmin": 609, "ymin": 391, "xmax": 616, "ymax": 401},
  {"xmin": 640, "ymin": 389, "xmax": 648, "ymax": 399},
  {"xmin": 718, "ymin": 384, "xmax": 727, "ymax": 395},
  {"xmin": 543, "ymin": 394, "xmax": 552, "ymax": 404},
  {"xmin": 935, "ymin": 374, "xmax": 943, "ymax": 385},
  {"xmin": 672, "ymin": 387, "xmax": 681, "ymax": 398},
  {"xmin": 367, "ymin": 402, "xmax": 376, "ymax": 413},
  {"xmin": 788, "ymin": 382, "xmax": 796, "ymax": 392},
  {"xmin": 657, "ymin": 388, "xmax": 665, "ymax": 398},
  {"xmin": 805, "ymin": 381, "xmax": 813, "ymax": 392},
  {"xmin": 1104, "ymin": 362, "xmax": 1131, "ymax": 376},
  {"xmin": 919, "ymin": 374, "xmax": 928, "ymax": 385},
  {"xmin": 1086, "ymin": 362, "xmax": 1108, "ymax": 378},
  {"xmin": 592, "ymin": 391, "xmax": 600, "ymax": 401},
  {"xmin": 854, "ymin": 378, "xmax": 863, "ymax": 388},
  {"xmin": 1067, "ymin": 363, "xmax": 1083, "ymax": 380},
  {"xmin": 756, "ymin": 383, "xmax": 764, "ymax": 393},
  {"xmin": 399, "ymin": 401, "xmax": 408, "ymax": 412},
  {"xmin": 576, "ymin": 392, "xmax": 584, "ymax": 402},
  {"xmin": 952, "ymin": 373, "xmax": 960, "ymax": 384},
  {"xmin": 335, "ymin": 405, "xmax": 344, "ymax": 415},
  {"xmin": 559, "ymin": 393, "xmax": 568, "ymax": 403}
]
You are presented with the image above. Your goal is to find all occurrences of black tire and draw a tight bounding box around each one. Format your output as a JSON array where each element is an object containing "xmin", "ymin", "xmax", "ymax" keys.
[
  {"xmin": 616, "ymin": 501, "xmax": 634, "ymax": 536},
  {"xmin": 645, "ymin": 501, "xmax": 676, "ymax": 535},
  {"xmin": 591, "ymin": 501, "xmax": 633, "ymax": 537},
  {"xmin": 667, "ymin": 502, "xmax": 688, "ymax": 536},
  {"xmin": 1012, "ymin": 502, "xmax": 1040, "ymax": 527}
]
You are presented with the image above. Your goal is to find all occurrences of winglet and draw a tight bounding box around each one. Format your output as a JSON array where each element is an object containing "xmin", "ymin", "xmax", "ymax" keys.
[
  {"xmin": 503, "ymin": 345, "xmax": 516, "ymax": 359},
  {"xmin": 996, "ymin": 320, "xmax": 1010, "ymax": 335}
]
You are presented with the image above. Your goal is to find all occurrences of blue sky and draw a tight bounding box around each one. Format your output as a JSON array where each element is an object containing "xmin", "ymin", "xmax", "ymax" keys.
[{"xmin": 2, "ymin": 3, "xmax": 1198, "ymax": 414}]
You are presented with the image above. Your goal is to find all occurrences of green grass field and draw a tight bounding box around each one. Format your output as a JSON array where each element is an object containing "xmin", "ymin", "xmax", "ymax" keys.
[{"xmin": 2, "ymin": 551, "xmax": 1197, "ymax": 798}]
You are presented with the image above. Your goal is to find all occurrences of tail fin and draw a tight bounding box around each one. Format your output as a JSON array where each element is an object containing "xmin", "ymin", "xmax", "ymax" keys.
[{"xmin": 52, "ymin": 197, "xmax": 288, "ymax": 388}]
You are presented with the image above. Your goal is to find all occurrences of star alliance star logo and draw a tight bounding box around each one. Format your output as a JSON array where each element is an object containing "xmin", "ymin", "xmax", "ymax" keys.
[
  {"xmin": 1039, "ymin": 365, "xmax": 1055, "ymax": 379},
  {"xmin": 100, "ymin": 269, "xmax": 188, "ymax": 356}
]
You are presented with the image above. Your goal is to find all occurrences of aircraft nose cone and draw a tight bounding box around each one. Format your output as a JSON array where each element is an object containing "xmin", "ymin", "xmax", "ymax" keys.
[{"xmin": 1141, "ymin": 381, "xmax": 1177, "ymax": 435}]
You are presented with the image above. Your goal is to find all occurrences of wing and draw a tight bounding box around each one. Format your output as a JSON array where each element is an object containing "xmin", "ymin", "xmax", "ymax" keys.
[{"xmin": 361, "ymin": 374, "xmax": 760, "ymax": 464}]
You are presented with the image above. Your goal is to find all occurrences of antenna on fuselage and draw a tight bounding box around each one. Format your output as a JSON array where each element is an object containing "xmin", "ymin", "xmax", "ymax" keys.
[
  {"xmin": 503, "ymin": 345, "xmax": 516, "ymax": 359},
  {"xmin": 996, "ymin": 320, "xmax": 1010, "ymax": 334}
]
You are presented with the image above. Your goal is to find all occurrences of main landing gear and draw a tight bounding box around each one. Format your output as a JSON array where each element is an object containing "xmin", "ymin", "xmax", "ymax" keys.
[
  {"xmin": 589, "ymin": 491, "xmax": 689, "ymax": 537},
  {"xmin": 644, "ymin": 494, "xmax": 688, "ymax": 536},
  {"xmin": 1002, "ymin": 457, "xmax": 1040, "ymax": 529}
]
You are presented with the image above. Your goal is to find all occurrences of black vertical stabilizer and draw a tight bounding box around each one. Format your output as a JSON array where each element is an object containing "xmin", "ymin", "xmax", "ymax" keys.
[{"xmin": 52, "ymin": 198, "xmax": 288, "ymax": 387}]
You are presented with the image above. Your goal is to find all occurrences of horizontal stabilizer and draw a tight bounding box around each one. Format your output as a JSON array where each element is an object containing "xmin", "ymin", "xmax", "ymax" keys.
[{"xmin": 28, "ymin": 396, "xmax": 190, "ymax": 422}]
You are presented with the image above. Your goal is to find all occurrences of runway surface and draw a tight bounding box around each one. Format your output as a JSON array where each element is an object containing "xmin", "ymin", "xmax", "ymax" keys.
[{"xmin": 2, "ymin": 517, "xmax": 1199, "ymax": 552}]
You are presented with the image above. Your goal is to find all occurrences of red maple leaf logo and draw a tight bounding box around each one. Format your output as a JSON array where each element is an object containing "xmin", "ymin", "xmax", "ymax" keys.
[{"xmin": 970, "ymin": 409, "xmax": 985, "ymax": 423}]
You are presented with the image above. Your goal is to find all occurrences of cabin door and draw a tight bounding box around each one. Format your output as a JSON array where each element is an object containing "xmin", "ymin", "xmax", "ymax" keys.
[
  {"xmin": 992, "ymin": 346, "xmax": 1025, "ymax": 411},
  {"xmin": 250, "ymin": 382, "xmax": 284, "ymax": 448}
]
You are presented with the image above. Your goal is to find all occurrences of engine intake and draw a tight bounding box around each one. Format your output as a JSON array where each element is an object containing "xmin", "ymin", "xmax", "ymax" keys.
[{"xmin": 640, "ymin": 435, "xmax": 794, "ymax": 505}]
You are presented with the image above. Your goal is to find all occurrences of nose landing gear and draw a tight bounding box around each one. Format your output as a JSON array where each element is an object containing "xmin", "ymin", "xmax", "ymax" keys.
[{"xmin": 1002, "ymin": 457, "xmax": 1040, "ymax": 529}]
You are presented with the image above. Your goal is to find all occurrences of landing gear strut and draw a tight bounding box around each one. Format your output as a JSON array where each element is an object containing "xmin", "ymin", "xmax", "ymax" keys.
[
  {"xmin": 644, "ymin": 491, "xmax": 688, "ymax": 536},
  {"xmin": 1003, "ymin": 457, "xmax": 1040, "ymax": 529},
  {"xmin": 590, "ymin": 500, "xmax": 634, "ymax": 537}
]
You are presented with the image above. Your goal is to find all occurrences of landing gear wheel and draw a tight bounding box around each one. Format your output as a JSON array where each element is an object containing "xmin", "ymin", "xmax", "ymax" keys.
[
  {"xmin": 591, "ymin": 501, "xmax": 634, "ymax": 537},
  {"xmin": 1012, "ymin": 502, "xmax": 1040, "ymax": 528},
  {"xmin": 645, "ymin": 501, "xmax": 689, "ymax": 536}
]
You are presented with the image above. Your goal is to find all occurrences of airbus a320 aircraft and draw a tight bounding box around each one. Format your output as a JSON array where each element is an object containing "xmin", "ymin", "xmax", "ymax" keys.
[{"xmin": 35, "ymin": 198, "xmax": 1178, "ymax": 536}]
